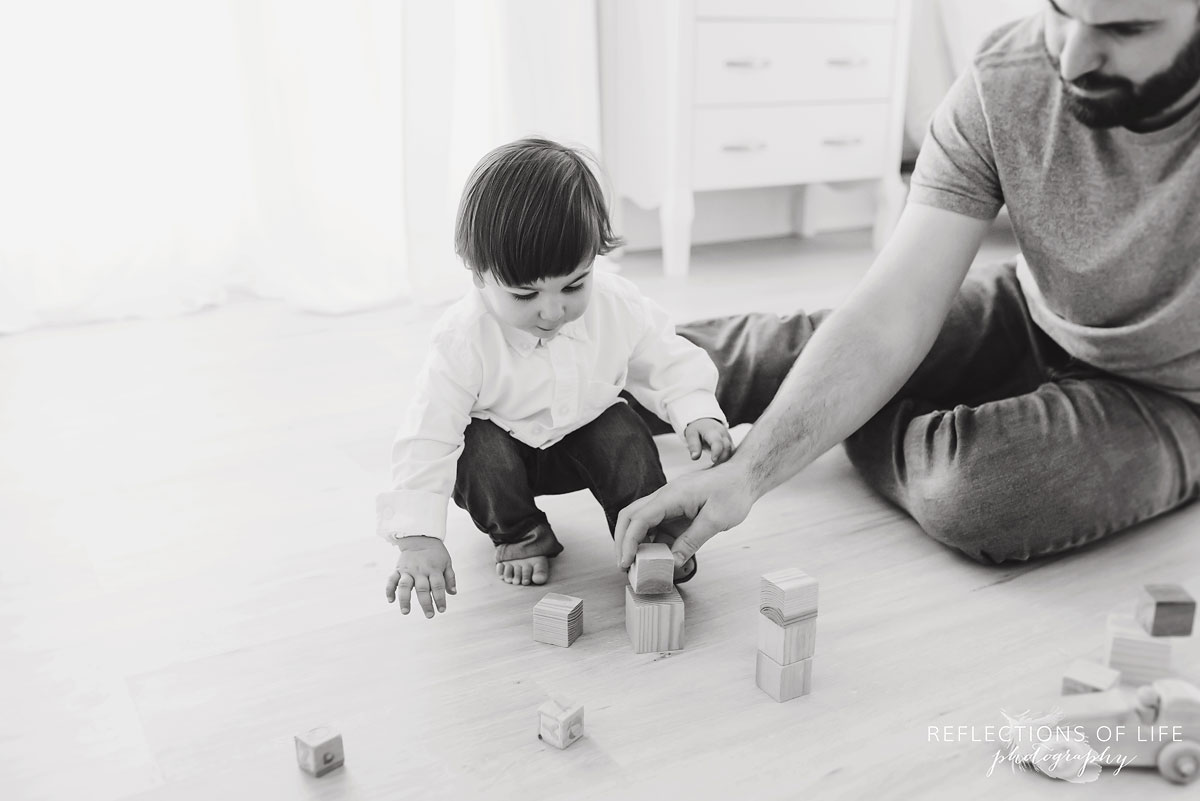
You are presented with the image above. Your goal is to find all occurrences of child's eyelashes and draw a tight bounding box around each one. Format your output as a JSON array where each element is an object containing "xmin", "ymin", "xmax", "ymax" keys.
[
  {"xmin": 510, "ymin": 292, "xmax": 536, "ymax": 302},
  {"xmin": 507, "ymin": 282, "xmax": 586, "ymax": 302}
]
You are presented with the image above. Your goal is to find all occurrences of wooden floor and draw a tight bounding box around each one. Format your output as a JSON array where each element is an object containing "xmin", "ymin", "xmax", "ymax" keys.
[{"xmin": 3, "ymin": 229, "xmax": 1198, "ymax": 801}]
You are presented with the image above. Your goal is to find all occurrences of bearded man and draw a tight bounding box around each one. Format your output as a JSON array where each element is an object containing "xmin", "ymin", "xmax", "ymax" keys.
[{"xmin": 616, "ymin": 0, "xmax": 1200, "ymax": 567}]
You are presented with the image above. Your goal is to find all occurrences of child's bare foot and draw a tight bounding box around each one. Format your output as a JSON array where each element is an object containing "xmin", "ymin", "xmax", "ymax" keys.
[{"xmin": 496, "ymin": 555, "xmax": 551, "ymax": 586}]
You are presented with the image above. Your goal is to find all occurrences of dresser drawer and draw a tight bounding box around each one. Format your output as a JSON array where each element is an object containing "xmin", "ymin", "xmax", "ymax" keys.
[
  {"xmin": 692, "ymin": 104, "xmax": 890, "ymax": 191},
  {"xmin": 695, "ymin": 0, "xmax": 896, "ymax": 21},
  {"xmin": 695, "ymin": 22, "xmax": 893, "ymax": 105}
]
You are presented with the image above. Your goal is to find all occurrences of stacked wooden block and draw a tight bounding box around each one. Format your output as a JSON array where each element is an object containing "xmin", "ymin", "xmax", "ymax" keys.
[
  {"xmin": 536, "ymin": 696, "xmax": 585, "ymax": 750},
  {"xmin": 1097, "ymin": 584, "xmax": 1195, "ymax": 688},
  {"xmin": 533, "ymin": 593, "xmax": 583, "ymax": 647},
  {"xmin": 756, "ymin": 568, "xmax": 817, "ymax": 702},
  {"xmin": 625, "ymin": 543, "xmax": 684, "ymax": 653}
]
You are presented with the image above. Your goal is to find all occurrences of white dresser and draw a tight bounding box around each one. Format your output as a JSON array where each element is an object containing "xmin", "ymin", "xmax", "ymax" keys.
[{"xmin": 599, "ymin": 0, "xmax": 913, "ymax": 275}]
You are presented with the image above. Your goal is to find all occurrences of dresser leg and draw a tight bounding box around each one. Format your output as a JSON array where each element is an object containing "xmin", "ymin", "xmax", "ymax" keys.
[{"xmin": 660, "ymin": 192, "xmax": 694, "ymax": 278}]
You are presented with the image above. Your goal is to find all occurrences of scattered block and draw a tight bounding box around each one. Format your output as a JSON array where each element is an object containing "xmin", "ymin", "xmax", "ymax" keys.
[
  {"xmin": 758, "ymin": 613, "xmax": 816, "ymax": 666},
  {"xmin": 1062, "ymin": 659, "xmax": 1121, "ymax": 695},
  {"xmin": 756, "ymin": 652, "xmax": 812, "ymax": 702},
  {"xmin": 1136, "ymin": 584, "xmax": 1195, "ymax": 637},
  {"xmin": 1105, "ymin": 614, "xmax": 1173, "ymax": 686},
  {"xmin": 629, "ymin": 542, "xmax": 675, "ymax": 594},
  {"xmin": 625, "ymin": 585, "xmax": 684, "ymax": 654},
  {"xmin": 760, "ymin": 568, "xmax": 818, "ymax": 626},
  {"xmin": 537, "ymin": 696, "xmax": 585, "ymax": 750},
  {"xmin": 533, "ymin": 593, "xmax": 583, "ymax": 647},
  {"xmin": 295, "ymin": 726, "xmax": 344, "ymax": 777}
]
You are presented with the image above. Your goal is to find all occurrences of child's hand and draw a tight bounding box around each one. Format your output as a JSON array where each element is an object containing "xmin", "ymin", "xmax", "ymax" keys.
[
  {"xmin": 684, "ymin": 417, "xmax": 733, "ymax": 464},
  {"xmin": 385, "ymin": 536, "xmax": 457, "ymax": 618}
]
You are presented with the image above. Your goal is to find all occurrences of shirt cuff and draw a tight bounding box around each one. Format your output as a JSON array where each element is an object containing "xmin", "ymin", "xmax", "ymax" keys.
[
  {"xmin": 376, "ymin": 490, "xmax": 448, "ymax": 545},
  {"xmin": 666, "ymin": 391, "xmax": 727, "ymax": 437}
]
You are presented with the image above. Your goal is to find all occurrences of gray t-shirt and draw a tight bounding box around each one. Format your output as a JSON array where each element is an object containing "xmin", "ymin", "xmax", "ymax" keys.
[{"xmin": 909, "ymin": 14, "xmax": 1200, "ymax": 403}]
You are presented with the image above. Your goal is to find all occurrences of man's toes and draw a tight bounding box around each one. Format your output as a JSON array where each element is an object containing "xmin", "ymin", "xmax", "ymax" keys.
[
  {"xmin": 520, "ymin": 563, "xmax": 532, "ymax": 585},
  {"xmin": 531, "ymin": 559, "xmax": 550, "ymax": 585}
]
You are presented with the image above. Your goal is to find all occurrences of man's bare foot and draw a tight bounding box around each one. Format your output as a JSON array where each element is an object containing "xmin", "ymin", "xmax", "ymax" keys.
[{"xmin": 496, "ymin": 555, "xmax": 551, "ymax": 586}]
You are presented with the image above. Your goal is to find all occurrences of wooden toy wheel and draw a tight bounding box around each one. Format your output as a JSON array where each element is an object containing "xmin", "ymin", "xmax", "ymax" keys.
[{"xmin": 1157, "ymin": 741, "xmax": 1200, "ymax": 784}]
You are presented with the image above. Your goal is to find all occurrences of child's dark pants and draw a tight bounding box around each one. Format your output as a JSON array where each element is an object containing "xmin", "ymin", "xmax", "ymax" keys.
[{"xmin": 452, "ymin": 402, "xmax": 667, "ymax": 562}]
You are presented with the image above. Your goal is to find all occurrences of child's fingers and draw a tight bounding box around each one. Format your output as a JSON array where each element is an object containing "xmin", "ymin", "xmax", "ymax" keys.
[
  {"xmin": 412, "ymin": 574, "xmax": 435, "ymax": 618},
  {"xmin": 444, "ymin": 564, "xmax": 457, "ymax": 594},
  {"xmin": 385, "ymin": 569, "xmax": 401, "ymax": 602},
  {"xmin": 684, "ymin": 427, "xmax": 702, "ymax": 460},
  {"xmin": 396, "ymin": 572, "xmax": 415, "ymax": 615},
  {"xmin": 429, "ymin": 574, "xmax": 448, "ymax": 614}
]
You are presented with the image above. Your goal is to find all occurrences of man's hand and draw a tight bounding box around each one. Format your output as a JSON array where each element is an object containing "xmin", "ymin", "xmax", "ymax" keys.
[
  {"xmin": 614, "ymin": 461, "xmax": 755, "ymax": 570},
  {"xmin": 385, "ymin": 536, "xmax": 457, "ymax": 618},
  {"xmin": 683, "ymin": 417, "xmax": 733, "ymax": 464}
]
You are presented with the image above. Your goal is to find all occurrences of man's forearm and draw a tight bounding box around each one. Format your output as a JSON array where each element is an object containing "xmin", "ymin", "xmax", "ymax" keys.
[
  {"xmin": 728, "ymin": 204, "xmax": 991, "ymax": 501},
  {"xmin": 733, "ymin": 301, "xmax": 923, "ymax": 499}
]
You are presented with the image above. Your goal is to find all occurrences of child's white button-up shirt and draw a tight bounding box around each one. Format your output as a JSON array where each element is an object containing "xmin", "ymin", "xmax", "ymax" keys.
[{"xmin": 376, "ymin": 271, "xmax": 725, "ymax": 544}]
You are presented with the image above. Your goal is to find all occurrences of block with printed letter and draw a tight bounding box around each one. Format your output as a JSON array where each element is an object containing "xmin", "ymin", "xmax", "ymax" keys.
[
  {"xmin": 295, "ymin": 726, "xmax": 345, "ymax": 777},
  {"xmin": 629, "ymin": 542, "xmax": 675, "ymax": 594},
  {"xmin": 537, "ymin": 696, "xmax": 585, "ymax": 750},
  {"xmin": 1136, "ymin": 584, "xmax": 1195, "ymax": 637},
  {"xmin": 756, "ymin": 652, "xmax": 812, "ymax": 702},
  {"xmin": 1105, "ymin": 613, "xmax": 1173, "ymax": 685},
  {"xmin": 532, "ymin": 593, "xmax": 583, "ymax": 647},
  {"xmin": 1061, "ymin": 659, "xmax": 1121, "ymax": 695},
  {"xmin": 760, "ymin": 568, "xmax": 818, "ymax": 626},
  {"xmin": 625, "ymin": 585, "xmax": 684, "ymax": 653},
  {"xmin": 758, "ymin": 612, "xmax": 816, "ymax": 665}
]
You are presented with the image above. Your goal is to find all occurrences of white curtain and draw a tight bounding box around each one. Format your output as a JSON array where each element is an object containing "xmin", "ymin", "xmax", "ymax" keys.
[{"xmin": 0, "ymin": 0, "xmax": 602, "ymax": 333}]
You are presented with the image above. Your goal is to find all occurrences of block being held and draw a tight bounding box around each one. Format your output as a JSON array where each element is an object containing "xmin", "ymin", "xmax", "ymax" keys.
[{"xmin": 628, "ymin": 542, "xmax": 675, "ymax": 594}]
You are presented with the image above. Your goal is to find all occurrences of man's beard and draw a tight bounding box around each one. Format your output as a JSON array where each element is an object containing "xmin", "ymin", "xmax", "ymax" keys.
[{"xmin": 1044, "ymin": 26, "xmax": 1200, "ymax": 129}]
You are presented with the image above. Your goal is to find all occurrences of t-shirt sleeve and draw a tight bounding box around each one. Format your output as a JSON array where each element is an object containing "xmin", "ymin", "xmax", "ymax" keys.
[{"xmin": 908, "ymin": 66, "xmax": 1004, "ymax": 220}]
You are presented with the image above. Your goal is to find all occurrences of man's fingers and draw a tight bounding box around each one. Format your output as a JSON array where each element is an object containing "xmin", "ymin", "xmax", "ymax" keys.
[
  {"xmin": 668, "ymin": 511, "xmax": 724, "ymax": 567},
  {"xmin": 412, "ymin": 574, "xmax": 434, "ymax": 618},
  {"xmin": 614, "ymin": 494, "xmax": 652, "ymax": 565},
  {"xmin": 684, "ymin": 427, "xmax": 702, "ymax": 460},
  {"xmin": 618, "ymin": 493, "xmax": 675, "ymax": 569},
  {"xmin": 396, "ymin": 572, "xmax": 416, "ymax": 615},
  {"xmin": 429, "ymin": 575, "xmax": 447, "ymax": 613}
]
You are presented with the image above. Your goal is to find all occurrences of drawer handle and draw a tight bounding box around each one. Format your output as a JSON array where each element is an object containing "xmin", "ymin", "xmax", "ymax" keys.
[
  {"xmin": 821, "ymin": 137, "xmax": 863, "ymax": 148},
  {"xmin": 721, "ymin": 141, "xmax": 768, "ymax": 153},
  {"xmin": 723, "ymin": 58, "xmax": 772, "ymax": 70},
  {"xmin": 826, "ymin": 57, "xmax": 868, "ymax": 68}
]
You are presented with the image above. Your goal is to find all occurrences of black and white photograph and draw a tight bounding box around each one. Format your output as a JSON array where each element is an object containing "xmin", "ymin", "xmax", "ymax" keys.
[{"xmin": 4, "ymin": 0, "xmax": 1200, "ymax": 798}]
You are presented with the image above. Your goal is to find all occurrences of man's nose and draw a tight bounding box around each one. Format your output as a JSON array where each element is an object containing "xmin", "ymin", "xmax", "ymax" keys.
[{"xmin": 1058, "ymin": 23, "xmax": 1105, "ymax": 83}]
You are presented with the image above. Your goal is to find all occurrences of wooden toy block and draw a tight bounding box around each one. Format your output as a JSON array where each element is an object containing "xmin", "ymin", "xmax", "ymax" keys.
[
  {"xmin": 757, "ymin": 613, "xmax": 816, "ymax": 665},
  {"xmin": 629, "ymin": 542, "xmax": 675, "ymax": 594},
  {"xmin": 1061, "ymin": 659, "xmax": 1121, "ymax": 695},
  {"xmin": 756, "ymin": 652, "xmax": 812, "ymax": 702},
  {"xmin": 1136, "ymin": 584, "xmax": 1195, "ymax": 637},
  {"xmin": 760, "ymin": 568, "xmax": 818, "ymax": 626},
  {"xmin": 625, "ymin": 585, "xmax": 684, "ymax": 654},
  {"xmin": 537, "ymin": 697, "xmax": 584, "ymax": 750},
  {"xmin": 1105, "ymin": 614, "xmax": 1173, "ymax": 686},
  {"xmin": 295, "ymin": 726, "xmax": 344, "ymax": 777},
  {"xmin": 532, "ymin": 593, "xmax": 583, "ymax": 647}
]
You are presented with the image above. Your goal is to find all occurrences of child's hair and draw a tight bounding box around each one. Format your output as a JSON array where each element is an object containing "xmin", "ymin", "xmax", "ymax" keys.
[{"xmin": 455, "ymin": 137, "xmax": 623, "ymax": 287}]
